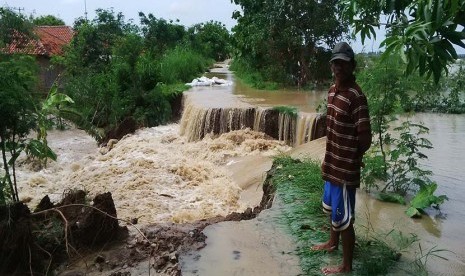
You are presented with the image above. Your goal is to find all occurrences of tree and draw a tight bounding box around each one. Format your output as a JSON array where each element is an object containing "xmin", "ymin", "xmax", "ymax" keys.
[
  {"xmin": 187, "ymin": 21, "xmax": 232, "ymax": 61},
  {"xmin": 0, "ymin": 55, "xmax": 38, "ymax": 203},
  {"xmin": 32, "ymin": 15, "xmax": 65, "ymax": 26},
  {"xmin": 231, "ymin": 0, "xmax": 348, "ymax": 86},
  {"xmin": 0, "ymin": 7, "xmax": 34, "ymax": 48},
  {"xmin": 139, "ymin": 13, "xmax": 186, "ymax": 55},
  {"xmin": 342, "ymin": 0, "xmax": 465, "ymax": 82},
  {"xmin": 64, "ymin": 8, "xmax": 136, "ymax": 75},
  {"xmin": 0, "ymin": 8, "xmax": 38, "ymax": 204}
]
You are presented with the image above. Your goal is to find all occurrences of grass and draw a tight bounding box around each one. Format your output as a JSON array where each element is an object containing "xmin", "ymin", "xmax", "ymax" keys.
[
  {"xmin": 267, "ymin": 156, "xmax": 399, "ymax": 275},
  {"xmin": 272, "ymin": 105, "xmax": 299, "ymax": 117}
]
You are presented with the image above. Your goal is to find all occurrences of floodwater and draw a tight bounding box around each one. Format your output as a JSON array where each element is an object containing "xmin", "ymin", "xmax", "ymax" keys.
[
  {"xmin": 16, "ymin": 126, "xmax": 291, "ymax": 224},
  {"xmin": 191, "ymin": 65, "xmax": 465, "ymax": 275},
  {"xmin": 9, "ymin": 62, "xmax": 465, "ymax": 275}
]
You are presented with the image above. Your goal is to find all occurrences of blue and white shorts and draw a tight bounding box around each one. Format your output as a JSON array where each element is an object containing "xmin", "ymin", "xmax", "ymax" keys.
[{"xmin": 322, "ymin": 181, "xmax": 356, "ymax": 232}]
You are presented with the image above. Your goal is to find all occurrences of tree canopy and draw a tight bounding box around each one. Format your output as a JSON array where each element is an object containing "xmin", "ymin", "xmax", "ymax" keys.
[
  {"xmin": 231, "ymin": 0, "xmax": 348, "ymax": 86},
  {"xmin": 32, "ymin": 15, "xmax": 65, "ymax": 26},
  {"xmin": 342, "ymin": 0, "xmax": 465, "ymax": 82},
  {"xmin": 0, "ymin": 7, "xmax": 34, "ymax": 47},
  {"xmin": 187, "ymin": 21, "xmax": 231, "ymax": 61}
]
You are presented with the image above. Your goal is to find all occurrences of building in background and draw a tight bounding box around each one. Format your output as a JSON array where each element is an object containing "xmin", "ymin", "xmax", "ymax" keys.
[{"xmin": 3, "ymin": 25, "xmax": 73, "ymax": 93}]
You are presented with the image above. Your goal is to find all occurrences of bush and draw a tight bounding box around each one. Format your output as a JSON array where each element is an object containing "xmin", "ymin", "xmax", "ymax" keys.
[{"xmin": 158, "ymin": 46, "xmax": 211, "ymax": 84}]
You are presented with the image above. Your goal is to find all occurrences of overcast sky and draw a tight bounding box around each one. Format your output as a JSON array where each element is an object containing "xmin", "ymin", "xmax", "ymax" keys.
[
  {"xmin": 2, "ymin": 0, "xmax": 392, "ymax": 53},
  {"xmin": 4, "ymin": 0, "xmax": 240, "ymax": 30}
]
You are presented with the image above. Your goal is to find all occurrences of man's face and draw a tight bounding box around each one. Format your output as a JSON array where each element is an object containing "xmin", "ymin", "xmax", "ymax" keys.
[{"xmin": 330, "ymin": 59, "xmax": 353, "ymax": 82}]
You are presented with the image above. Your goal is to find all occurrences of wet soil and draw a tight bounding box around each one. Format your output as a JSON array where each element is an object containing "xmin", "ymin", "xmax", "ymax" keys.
[
  {"xmin": 56, "ymin": 208, "xmax": 264, "ymax": 276},
  {"xmin": 1, "ymin": 188, "xmax": 267, "ymax": 276}
]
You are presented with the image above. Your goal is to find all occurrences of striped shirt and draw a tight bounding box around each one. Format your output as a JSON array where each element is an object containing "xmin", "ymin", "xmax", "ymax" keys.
[{"xmin": 322, "ymin": 83, "xmax": 371, "ymax": 187}]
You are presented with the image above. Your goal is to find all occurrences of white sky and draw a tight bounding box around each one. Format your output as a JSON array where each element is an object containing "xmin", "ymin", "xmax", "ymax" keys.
[{"xmin": 4, "ymin": 0, "xmax": 240, "ymax": 30}]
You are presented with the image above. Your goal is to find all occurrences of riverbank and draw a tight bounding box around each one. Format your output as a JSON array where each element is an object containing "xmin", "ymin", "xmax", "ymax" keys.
[{"xmin": 8, "ymin": 61, "xmax": 465, "ymax": 275}]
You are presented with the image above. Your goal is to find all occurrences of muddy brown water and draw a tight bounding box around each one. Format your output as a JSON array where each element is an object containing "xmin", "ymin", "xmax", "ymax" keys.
[
  {"xmin": 184, "ymin": 65, "xmax": 465, "ymax": 275},
  {"xmin": 9, "ymin": 63, "xmax": 464, "ymax": 275}
]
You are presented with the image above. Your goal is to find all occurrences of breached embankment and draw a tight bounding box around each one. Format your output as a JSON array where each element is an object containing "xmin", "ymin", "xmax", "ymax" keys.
[{"xmin": 10, "ymin": 62, "xmax": 329, "ymax": 275}]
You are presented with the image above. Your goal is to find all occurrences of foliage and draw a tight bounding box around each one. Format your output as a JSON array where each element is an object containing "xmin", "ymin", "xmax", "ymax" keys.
[
  {"xmin": 139, "ymin": 13, "xmax": 186, "ymax": 55},
  {"xmin": 440, "ymin": 62, "xmax": 465, "ymax": 113},
  {"xmin": 158, "ymin": 46, "xmax": 211, "ymax": 84},
  {"xmin": 32, "ymin": 15, "xmax": 65, "ymax": 26},
  {"xmin": 382, "ymin": 121, "xmax": 434, "ymax": 194},
  {"xmin": 412, "ymin": 244, "xmax": 450, "ymax": 275},
  {"xmin": 272, "ymin": 106, "xmax": 298, "ymax": 117},
  {"xmin": 341, "ymin": 0, "xmax": 465, "ymax": 83},
  {"xmin": 28, "ymin": 84, "xmax": 74, "ymax": 168},
  {"xmin": 231, "ymin": 0, "xmax": 348, "ymax": 87},
  {"xmin": 377, "ymin": 192, "xmax": 406, "ymax": 205},
  {"xmin": 64, "ymin": 8, "xmax": 135, "ymax": 75},
  {"xmin": 269, "ymin": 157, "xmax": 398, "ymax": 275},
  {"xmin": 24, "ymin": 139, "xmax": 57, "ymax": 165},
  {"xmin": 0, "ymin": 55, "xmax": 38, "ymax": 204},
  {"xmin": 406, "ymin": 183, "xmax": 449, "ymax": 218},
  {"xmin": 229, "ymin": 58, "xmax": 280, "ymax": 90},
  {"xmin": 0, "ymin": 7, "xmax": 34, "ymax": 47},
  {"xmin": 62, "ymin": 9, "xmax": 214, "ymax": 139},
  {"xmin": 358, "ymin": 53, "xmax": 448, "ymax": 214},
  {"xmin": 186, "ymin": 20, "xmax": 232, "ymax": 61}
]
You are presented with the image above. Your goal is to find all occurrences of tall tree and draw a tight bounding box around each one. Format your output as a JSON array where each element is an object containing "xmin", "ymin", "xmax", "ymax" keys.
[
  {"xmin": 342, "ymin": 0, "xmax": 465, "ymax": 82},
  {"xmin": 139, "ymin": 13, "xmax": 186, "ymax": 55},
  {"xmin": 187, "ymin": 20, "xmax": 232, "ymax": 61},
  {"xmin": 232, "ymin": 0, "xmax": 349, "ymax": 86},
  {"xmin": 32, "ymin": 15, "xmax": 65, "ymax": 26},
  {"xmin": 0, "ymin": 8, "xmax": 38, "ymax": 203},
  {"xmin": 65, "ymin": 8, "xmax": 133, "ymax": 74}
]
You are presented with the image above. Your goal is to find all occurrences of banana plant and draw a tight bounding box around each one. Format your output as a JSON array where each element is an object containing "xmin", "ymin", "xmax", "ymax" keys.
[{"xmin": 26, "ymin": 84, "xmax": 74, "ymax": 168}]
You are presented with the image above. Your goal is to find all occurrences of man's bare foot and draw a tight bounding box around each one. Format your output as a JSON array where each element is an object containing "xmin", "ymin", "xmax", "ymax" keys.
[
  {"xmin": 311, "ymin": 241, "xmax": 337, "ymax": 252},
  {"xmin": 321, "ymin": 265, "xmax": 351, "ymax": 275}
]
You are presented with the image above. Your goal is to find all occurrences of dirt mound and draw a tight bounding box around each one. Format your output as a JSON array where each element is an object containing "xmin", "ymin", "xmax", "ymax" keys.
[{"xmin": 0, "ymin": 191, "xmax": 125, "ymax": 275}]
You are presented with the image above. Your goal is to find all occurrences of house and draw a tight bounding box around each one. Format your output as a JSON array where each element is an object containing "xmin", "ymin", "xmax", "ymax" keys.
[{"xmin": 3, "ymin": 25, "xmax": 74, "ymax": 93}]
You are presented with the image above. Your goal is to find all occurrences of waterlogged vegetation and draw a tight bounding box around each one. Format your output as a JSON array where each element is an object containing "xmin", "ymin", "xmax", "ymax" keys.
[
  {"xmin": 268, "ymin": 157, "xmax": 451, "ymax": 275},
  {"xmin": 272, "ymin": 105, "xmax": 298, "ymax": 117},
  {"xmin": 357, "ymin": 54, "xmax": 459, "ymax": 217},
  {"xmin": 267, "ymin": 157, "xmax": 399, "ymax": 275}
]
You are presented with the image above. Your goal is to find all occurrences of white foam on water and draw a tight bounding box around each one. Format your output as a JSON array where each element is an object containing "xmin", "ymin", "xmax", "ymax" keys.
[{"xmin": 15, "ymin": 124, "xmax": 291, "ymax": 225}]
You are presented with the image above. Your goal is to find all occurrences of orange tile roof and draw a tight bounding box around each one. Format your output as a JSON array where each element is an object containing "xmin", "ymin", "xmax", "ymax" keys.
[{"xmin": 4, "ymin": 26, "xmax": 74, "ymax": 56}]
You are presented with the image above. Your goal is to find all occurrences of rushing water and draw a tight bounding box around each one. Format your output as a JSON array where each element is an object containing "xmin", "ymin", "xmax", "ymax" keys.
[
  {"xmin": 10, "ymin": 63, "xmax": 465, "ymax": 275},
  {"xmin": 220, "ymin": 70, "xmax": 465, "ymax": 275}
]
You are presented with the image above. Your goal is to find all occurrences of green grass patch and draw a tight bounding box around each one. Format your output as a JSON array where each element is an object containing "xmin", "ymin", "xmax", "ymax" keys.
[
  {"xmin": 272, "ymin": 105, "xmax": 298, "ymax": 117},
  {"xmin": 268, "ymin": 156, "xmax": 399, "ymax": 275},
  {"xmin": 229, "ymin": 59, "xmax": 281, "ymax": 90}
]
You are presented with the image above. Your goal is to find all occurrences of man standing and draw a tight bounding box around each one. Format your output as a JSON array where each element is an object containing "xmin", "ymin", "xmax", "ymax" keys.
[{"xmin": 312, "ymin": 42, "xmax": 372, "ymax": 274}]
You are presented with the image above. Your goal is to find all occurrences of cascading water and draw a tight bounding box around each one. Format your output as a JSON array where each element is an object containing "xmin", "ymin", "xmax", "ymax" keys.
[{"xmin": 179, "ymin": 94, "xmax": 324, "ymax": 146}]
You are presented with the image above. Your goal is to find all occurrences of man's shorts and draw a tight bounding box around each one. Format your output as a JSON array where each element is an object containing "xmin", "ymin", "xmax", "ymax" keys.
[{"xmin": 322, "ymin": 180, "xmax": 356, "ymax": 232}]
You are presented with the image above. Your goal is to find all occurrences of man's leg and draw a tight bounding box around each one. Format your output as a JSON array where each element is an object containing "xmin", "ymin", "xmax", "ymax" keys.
[
  {"xmin": 311, "ymin": 219, "xmax": 339, "ymax": 251},
  {"xmin": 312, "ymin": 181, "xmax": 340, "ymax": 252},
  {"xmin": 320, "ymin": 184, "xmax": 356, "ymax": 274},
  {"xmin": 322, "ymin": 223, "xmax": 354, "ymax": 274}
]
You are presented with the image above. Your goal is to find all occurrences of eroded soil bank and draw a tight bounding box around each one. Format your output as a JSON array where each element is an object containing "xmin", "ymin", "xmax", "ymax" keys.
[{"xmin": 2, "ymin": 124, "xmax": 292, "ymax": 275}]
